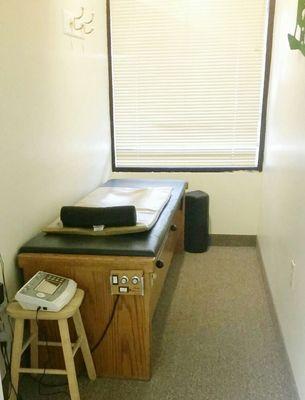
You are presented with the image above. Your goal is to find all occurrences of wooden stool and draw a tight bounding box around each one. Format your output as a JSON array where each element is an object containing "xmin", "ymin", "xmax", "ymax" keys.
[{"xmin": 7, "ymin": 289, "xmax": 96, "ymax": 400}]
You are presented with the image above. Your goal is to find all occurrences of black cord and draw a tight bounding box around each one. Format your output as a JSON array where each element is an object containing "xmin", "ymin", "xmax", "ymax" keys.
[
  {"xmin": 35, "ymin": 306, "xmax": 41, "ymax": 323},
  {"xmin": 33, "ymin": 307, "xmax": 69, "ymax": 397},
  {"xmin": 37, "ymin": 332, "xmax": 68, "ymax": 397},
  {"xmin": 0, "ymin": 254, "xmax": 23, "ymax": 400},
  {"xmin": 0, "ymin": 254, "xmax": 14, "ymax": 334},
  {"xmin": 1, "ymin": 341, "xmax": 23, "ymax": 400},
  {"xmin": 0, "ymin": 254, "xmax": 9, "ymax": 301},
  {"xmin": 35, "ymin": 307, "xmax": 46, "ymax": 395},
  {"xmin": 90, "ymin": 295, "xmax": 119, "ymax": 353}
]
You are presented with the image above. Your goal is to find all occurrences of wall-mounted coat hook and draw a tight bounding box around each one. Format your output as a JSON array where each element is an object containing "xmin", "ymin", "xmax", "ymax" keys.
[
  {"xmin": 73, "ymin": 7, "xmax": 85, "ymax": 30},
  {"xmin": 83, "ymin": 12, "xmax": 95, "ymax": 25},
  {"xmin": 83, "ymin": 26, "xmax": 94, "ymax": 35},
  {"xmin": 82, "ymin": 11, "xmax": 95, "ymax": 34},
  {"xmin": 63, "ymin": 7, "xmax": 95, "ymax": 39}
]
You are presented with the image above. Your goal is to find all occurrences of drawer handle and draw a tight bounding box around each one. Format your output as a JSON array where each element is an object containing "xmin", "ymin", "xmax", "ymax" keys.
[
  {"xmin": 170, "ymin": 224, "xmax": 177, "ymax": 231},
  {"xmin": 156, "ymin": 260, "xmax": 164, "ymax": 269}
]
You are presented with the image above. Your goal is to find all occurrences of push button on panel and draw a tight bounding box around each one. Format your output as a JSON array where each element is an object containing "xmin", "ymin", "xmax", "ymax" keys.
[
  {"xmin": 120, "ymin": 276, "xmax": 129, "ymax": 285},
  {"xmin": 131, "ymin": 276, "xmax": 140, "ymax": 285}
]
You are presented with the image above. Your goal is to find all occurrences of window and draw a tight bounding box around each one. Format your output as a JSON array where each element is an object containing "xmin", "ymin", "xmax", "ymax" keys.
[{"xmin": 108, "ymin": 0, "xmax": 273, "ymax": 171}]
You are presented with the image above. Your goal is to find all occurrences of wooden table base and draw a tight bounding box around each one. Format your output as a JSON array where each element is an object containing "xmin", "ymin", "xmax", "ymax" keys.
[{"xmin": 18, "ymin": 206, "xmax": 184, "ymax": 380}]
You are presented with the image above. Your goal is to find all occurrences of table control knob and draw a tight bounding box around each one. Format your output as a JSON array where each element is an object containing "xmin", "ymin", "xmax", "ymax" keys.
[
  {"xmin": 120, "ymin": 276, "xmax": 129, "ymax": 284},
  {"xmin": 156, "ymin": 260, "xmax": 164, "ymax": 269},
  {"xmin": 131, "ymin": 276, "xmax": 140, "ymax": 285},
  {"xmin": 170, "ymin": 224, "xmax": 177, "ymax": 231}
]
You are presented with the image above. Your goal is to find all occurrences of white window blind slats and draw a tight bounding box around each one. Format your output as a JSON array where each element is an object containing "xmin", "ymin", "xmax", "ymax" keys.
[{"xmin": 110, "ymin": 0, "xmax": 268, "ymax": 169}]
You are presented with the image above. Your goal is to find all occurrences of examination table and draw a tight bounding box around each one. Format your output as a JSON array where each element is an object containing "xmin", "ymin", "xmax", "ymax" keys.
[{"xmin": 18, "ymin": 179, "xmax": 186, "ymax": 380}]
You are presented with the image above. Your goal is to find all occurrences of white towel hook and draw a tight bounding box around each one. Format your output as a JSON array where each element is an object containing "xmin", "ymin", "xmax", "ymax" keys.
[
  {"xmin": 73, "ymin": 7, "xmax": 85, "ymax": 31},
  {"xmin": 83, "ymin": 12, "xmax": 95, "ymax": 25}
]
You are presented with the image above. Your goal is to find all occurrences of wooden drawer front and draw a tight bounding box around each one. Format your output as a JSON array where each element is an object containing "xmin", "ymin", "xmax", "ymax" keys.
[{"xmin": 149, "ymin": 211, "xmax": 180, "ymax": 317}]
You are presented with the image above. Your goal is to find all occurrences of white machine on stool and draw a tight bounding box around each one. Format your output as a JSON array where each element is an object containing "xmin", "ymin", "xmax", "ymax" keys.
[{"xmin": 15, "ymin": 271, "xmax": 77, "ymax": 312}]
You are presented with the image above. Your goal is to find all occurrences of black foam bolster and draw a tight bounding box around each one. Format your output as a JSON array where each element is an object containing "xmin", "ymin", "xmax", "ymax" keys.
[{"xmin": 60, "ymin": 206, "xmax": 137, "ymax": 228}]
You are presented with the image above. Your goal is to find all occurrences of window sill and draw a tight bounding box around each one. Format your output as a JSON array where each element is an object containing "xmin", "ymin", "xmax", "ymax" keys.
[{"xmin": 113, "ymin": 166, "xmax": 262, "ymax": 173}]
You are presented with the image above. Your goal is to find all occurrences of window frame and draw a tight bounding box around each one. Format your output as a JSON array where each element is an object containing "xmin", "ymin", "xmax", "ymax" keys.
[{"xmin": 107, "ymin": 0, "xmax": 276, "ymax": 173}]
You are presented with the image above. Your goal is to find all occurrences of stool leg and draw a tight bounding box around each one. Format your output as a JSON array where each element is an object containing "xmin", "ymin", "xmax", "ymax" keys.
[
  {"xmin": 58, "ymin": 319, "xmax": 80, "ymax": 400},
  {"xmin": 9, "ymin": 319, "xmax": 24, "ymax": 400},
  {"xmin": 30, "ymin": 320, "xmax": 38, "ymax": 370},
  {"xmin": 73, "ymin": 310, "xmax": 96, "ymax": 380}
]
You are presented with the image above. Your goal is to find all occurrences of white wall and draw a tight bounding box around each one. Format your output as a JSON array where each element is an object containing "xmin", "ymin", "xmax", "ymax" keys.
[
  {"xmin": 113, "ymin": 171, "xmax": 262, "ymax": 235},
  {"xmin": 0, "ymin": 0, "xmax": 111, "ymax": 297},
  {"xmin": 258, "ymin": 0, "xmax": 305, "ymax": 398}
]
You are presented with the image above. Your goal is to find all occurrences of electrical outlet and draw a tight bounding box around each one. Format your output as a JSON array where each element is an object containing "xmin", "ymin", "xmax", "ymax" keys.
[
  {"xmin": 63, "ymin": 9, "xmax": 84, "ymax": 40},
  {"xmin": 290, "ymin": 260, "xmax": 296, "ymax": 289}
]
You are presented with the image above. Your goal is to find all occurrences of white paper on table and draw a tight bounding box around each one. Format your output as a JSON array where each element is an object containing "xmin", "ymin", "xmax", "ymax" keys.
[
  {"xmin": 44, "ymin": 186, "xmax": 173, "ymax": 236},
  {"xmin": 76, "ymin": 186, "xmax": 172, "ymax": 229}
]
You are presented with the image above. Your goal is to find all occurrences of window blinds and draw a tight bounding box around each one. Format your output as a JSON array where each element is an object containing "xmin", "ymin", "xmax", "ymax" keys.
[{"xmin": 109, "ymin": 0, "xmax": 269, "ymax": 169}]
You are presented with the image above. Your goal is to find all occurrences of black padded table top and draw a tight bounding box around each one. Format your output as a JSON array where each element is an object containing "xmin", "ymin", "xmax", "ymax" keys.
[{"xmin": 19, "ymin": 179, "xmax": 187, "ymax": 257}]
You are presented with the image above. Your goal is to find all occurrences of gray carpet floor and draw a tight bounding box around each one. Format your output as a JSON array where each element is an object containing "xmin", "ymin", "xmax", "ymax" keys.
[{"xmin": 20, "ymin": 247, "xmax": 299, "ymax": 400}]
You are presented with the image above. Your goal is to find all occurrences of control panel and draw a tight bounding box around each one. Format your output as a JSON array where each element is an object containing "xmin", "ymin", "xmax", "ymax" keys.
[{"xmin": 110, "ymin": 270, "xmax": 144, "ymax": 296}]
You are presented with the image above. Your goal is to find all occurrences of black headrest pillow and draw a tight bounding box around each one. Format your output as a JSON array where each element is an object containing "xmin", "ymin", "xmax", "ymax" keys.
[{"xmin": 60, "ymin": 206, "xmax": 137, "ymax": 228}]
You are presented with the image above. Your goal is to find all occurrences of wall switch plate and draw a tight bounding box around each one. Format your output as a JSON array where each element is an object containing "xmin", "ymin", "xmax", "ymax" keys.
[{"xmin": 63, "ymin": 9, "xmax": 84, "ymax": 40}]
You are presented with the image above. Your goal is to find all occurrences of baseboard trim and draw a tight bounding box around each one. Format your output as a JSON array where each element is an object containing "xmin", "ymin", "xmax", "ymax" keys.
[
  {"xmin": 210, "ymin": 234, "xmax": 256, "ymax": 247},
  {"xmin": 256, "ymin": 241, "xmax": 300, "ymax": 400}
]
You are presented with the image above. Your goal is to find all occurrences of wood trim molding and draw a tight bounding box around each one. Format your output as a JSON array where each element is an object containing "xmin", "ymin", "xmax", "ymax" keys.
[
  {"xmin": 258, "ymin": 0, "xmax": 276, "ymax": 171},
  {"xmin": 256, "ymin": 240, "xmax": 300, "ymax": 397},
  {"xmin": 210, "ymin": 234, "xmax": 257, "ymax": 247}
]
